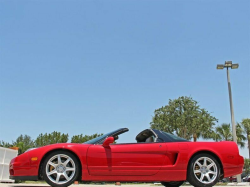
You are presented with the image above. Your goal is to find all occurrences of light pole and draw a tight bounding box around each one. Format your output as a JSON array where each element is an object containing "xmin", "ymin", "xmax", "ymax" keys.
[{"xmin": 217, "ymin": 61, "xmax": 240, "ymax": 182}]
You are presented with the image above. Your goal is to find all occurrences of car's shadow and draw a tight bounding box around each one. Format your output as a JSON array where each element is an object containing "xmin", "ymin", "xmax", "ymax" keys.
[{"xmin": 11, "ymin": 184, "xmax": 49, "ymax": 187}]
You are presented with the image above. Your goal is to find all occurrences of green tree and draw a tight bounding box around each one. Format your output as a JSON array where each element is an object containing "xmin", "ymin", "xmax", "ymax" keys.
[
  {"xmin": 71, "ymin": 133, "xmax": 103, "ymax": 143},
  {"xmin": 241, "ymin": 118, "xmax": 250, "ymax": 158},
  {"xmin": 212, "ymin": 123, "xmax": 246, "ymax": 148},
  {"xmin": 213, "ymin": 123, "xmax": 232, "ymax": 141},
  {"xmin": 236, "ymin": 123, "xmax": 247, "ymax": 148},
  {"xmin": 12, "ymin": 135, "xmax": 35, "ymax": 154},
  {"xmin": 244, "ymin": 158, "xmax": 250, "ymax": 175},
  {"xmin": 35, "ymin": 131, "xmax": 68, "ymax": 147},
  {"xmin": 0, "ymin": 141, "xmax": 13, "ymax": 148},
  {"xmin": 150, "ymin": 96, "xmax": 217, "ymax": 141}
]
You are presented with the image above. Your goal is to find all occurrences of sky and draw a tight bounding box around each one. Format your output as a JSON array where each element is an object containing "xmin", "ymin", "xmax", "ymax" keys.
[{"xmin": 0, "ymin": 0, "xmax": 249, "ymax": 158}]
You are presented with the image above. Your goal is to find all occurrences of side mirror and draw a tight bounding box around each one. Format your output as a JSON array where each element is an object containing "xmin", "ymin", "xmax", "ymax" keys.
[{"xmin": 102, "ymin": 137, "xmax": 114, "ymax": 147}]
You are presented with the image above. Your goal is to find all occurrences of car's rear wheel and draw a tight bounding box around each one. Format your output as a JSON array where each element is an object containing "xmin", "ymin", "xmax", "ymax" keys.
[
  {"xmin": 42, "ymin": 151, "xmax": 80, "ymax": 187},
  {"xmin": 161, "ymin": 181, "xmax": 184, "ymax": 187},
  {"xmin": 187, "ymin": 153, "xmax": 220, "ymax": 187}
]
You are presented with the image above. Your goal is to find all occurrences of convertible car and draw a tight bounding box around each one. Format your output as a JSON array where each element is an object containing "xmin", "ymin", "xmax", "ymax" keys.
[{"xmin": 9, "ymin": 128, "xmax": 244, "ymax": 187}]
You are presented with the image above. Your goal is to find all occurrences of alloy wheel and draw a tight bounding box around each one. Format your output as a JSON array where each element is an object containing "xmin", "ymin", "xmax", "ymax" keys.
[
  {"xmin": 45, "ymin": 154, "xmax": 76, "ymax": 184},
  {"xmin": 193, "ymin": 156, "xmax": 218, "ymax": 184}
]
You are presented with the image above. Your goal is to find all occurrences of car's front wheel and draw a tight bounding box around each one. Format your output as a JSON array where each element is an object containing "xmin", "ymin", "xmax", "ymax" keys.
[
  {"xmin": 161, "ymin": 181, "xmax": 184, "ymax": 187},
  {"xmin": 42, "ymin": 151, "xmax": 80, "ymax": 187},
  {"xmin": 187, "ymin": 153, "xmax": 220, "ymax": 187}
]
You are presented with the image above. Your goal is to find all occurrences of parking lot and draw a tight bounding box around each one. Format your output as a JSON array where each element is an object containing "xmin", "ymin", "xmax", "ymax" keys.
[{"xmin": 0, "ymin": 183, "xmax": 249, "ymax": 187}]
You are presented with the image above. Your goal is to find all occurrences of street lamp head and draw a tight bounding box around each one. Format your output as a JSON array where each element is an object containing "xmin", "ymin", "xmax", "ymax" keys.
[
  {"xmin": 225, "ymin": 61, "xmax": 232, "ymax": 64},
  {"xmin": 224, "ymin": 61, "xmax": 232, "ymax": 68},
  {"xmin": 217, "ymin": 64, "xmax": 224, "ymax": 69},
  {"xmin": 231, "ymin": 63, "xmax": 239, "ymax": 69},
  {"xmin": 216, "ymin": 61, "xmax": 239, "ymax": 70}
]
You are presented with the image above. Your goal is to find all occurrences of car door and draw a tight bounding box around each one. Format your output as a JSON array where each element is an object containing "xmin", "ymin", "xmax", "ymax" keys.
[{"xmin": 87, "ymin": 142, "xmax": 167, "ymax": 176}]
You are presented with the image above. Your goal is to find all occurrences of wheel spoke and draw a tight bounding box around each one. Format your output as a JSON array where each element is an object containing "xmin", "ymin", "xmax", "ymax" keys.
[
  {"xmin": 63, "ymin": 172, "xmax": 70, "ymax": 181},
  {"xmin": 203, "ymin": 158, "xmax": 207, "ymax": 166},
  {"xmin": 200, "ymin": 173, "xmax": 205, "ymax": 181},
  {"xmin": 48, "ymin": 161, "xmax": 56, "ymax": 168},
  {"xmin": 66, "ymin": 167, "xmax": 75, "ymax": 171},
  {"xmin": 208, "ymin": 170, "xmax": 216, "ymax": 175},
  {"xmin": 64, "ymin": 158, "xmax": 71, "ymax": 166},
  {"xmin": 207, "ymin": 163, "xmax": 215, "ymax": 169},
  {"xmin": 196, "ymin": 161, "xmax": 202, "ymax": 167},
  {"xmin": 47, "ymin": 170, "xmax": 57, "ymax": 176},
  {"xmin": 206, "ymin": 173, "xmax": 211, "ymax": 182},
  {"xmin": 57, "ymin": 155, "xmax": 62, "ymax": 164},
  {"xmin": 194, "ymin": 170, "xmax": 201, "ymax": 174},
  {"xmin": 56, "ymin": 173, "xmax": 61, "ymax": 183}
]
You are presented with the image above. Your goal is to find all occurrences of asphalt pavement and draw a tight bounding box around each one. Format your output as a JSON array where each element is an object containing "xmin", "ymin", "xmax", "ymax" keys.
[{"xmin": 0, "ymin": 183, "xmax": 249, "ymax": 187}]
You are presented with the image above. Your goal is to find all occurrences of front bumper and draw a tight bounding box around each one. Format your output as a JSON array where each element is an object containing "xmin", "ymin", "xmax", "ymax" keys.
[{"xmin": 9, "ymin": 154, "xmax": 39, "ymax": 180}]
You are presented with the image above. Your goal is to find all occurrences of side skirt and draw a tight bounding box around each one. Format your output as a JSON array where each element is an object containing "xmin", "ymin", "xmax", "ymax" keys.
[{"xmin": 10, "ymin": 176, "xmax": 39, "ymax": 181}]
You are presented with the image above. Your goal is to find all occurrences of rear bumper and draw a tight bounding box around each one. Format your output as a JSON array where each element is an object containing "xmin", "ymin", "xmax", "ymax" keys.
[
  {"xmin": 9, "ymin": 175, "xmax": 38, "ymax": 181},
  {"xmin": 223, "ymin": 155, "xmax": 244, "ymax": 178},
  {"xmin": 224, "ymin": 166, "xmax": 243, "ymax": 178}
]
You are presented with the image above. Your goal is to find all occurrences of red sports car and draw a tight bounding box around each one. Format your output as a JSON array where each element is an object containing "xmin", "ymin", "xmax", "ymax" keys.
[{"xmin": 9, "ymin": 128, "xmax": 244, "ymax": 187}]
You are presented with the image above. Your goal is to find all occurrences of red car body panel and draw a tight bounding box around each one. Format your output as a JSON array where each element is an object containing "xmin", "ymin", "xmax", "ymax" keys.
[
  {"xmin": 87, "ymin": 143, "xmax": 167, "ymax": 176},
  {"xmin": 9, "ymin": 140, "xmax": 243, "ymax": 182},
  {"xmin": 10, "ymin": 143, "xmax": 89, "ymax": 178}
]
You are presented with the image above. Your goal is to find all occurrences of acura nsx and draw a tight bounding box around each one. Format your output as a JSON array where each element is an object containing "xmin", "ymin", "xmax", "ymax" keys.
[{"xmin": 9, "ymin": 128, "xmax": 244, "ymax": 187}]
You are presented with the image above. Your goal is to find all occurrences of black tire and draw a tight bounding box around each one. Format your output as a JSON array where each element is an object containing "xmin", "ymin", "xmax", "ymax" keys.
[
  {"xmin": 42, "ymin": 150, "xmax": 80, "ymax": 187},
  {"xmin": 161, "ymin": 181, "xmax": 184, "ymax": 187},
  {"xmin": 187, "ymin": 153, "xmax": 220, "ymax": 187}
]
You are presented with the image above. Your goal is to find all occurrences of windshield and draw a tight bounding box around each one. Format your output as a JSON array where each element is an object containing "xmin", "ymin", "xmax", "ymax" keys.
[
  {"xmin": 84, "ymin": 134, "xmax": 108, "ymax": 144},
  {"xmin": 84, "ymin": 129, "xmax": 122, "ymax": 144}
]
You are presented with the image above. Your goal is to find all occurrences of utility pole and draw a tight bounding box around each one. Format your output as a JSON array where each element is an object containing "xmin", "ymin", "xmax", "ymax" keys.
[{"xmin": 217, "ymin": 61, "xmax": 241, "ymax": 182}]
